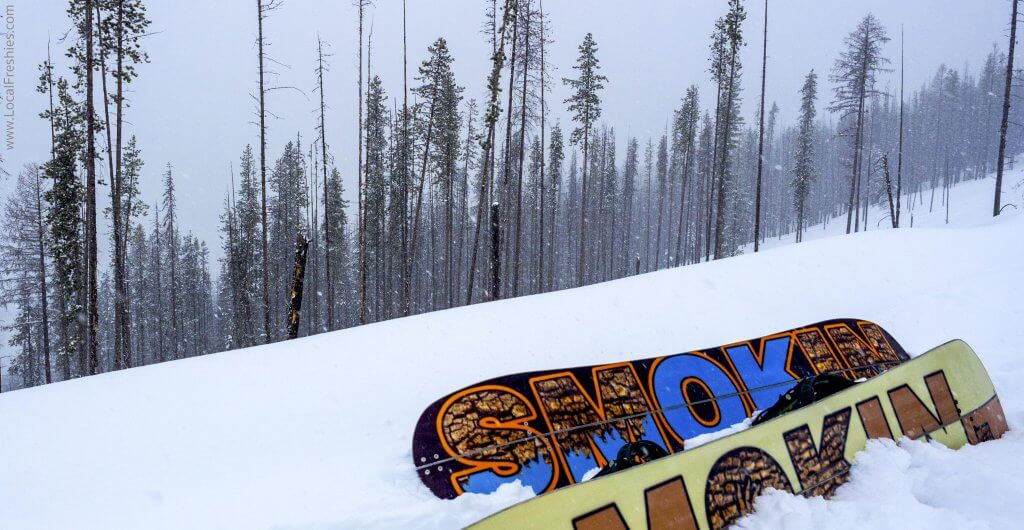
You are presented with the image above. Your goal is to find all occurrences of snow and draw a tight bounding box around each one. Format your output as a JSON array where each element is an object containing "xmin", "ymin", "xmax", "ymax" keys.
[
  {"xmin": 0, "ymin": 169, "xmax": 1022, "ymax": 529},
  {"xmin": 736, "ymin": 433, "xmax": 1024, "ymax": 530},
  {"xmin": 686, "ymin": 416, "xmax": 754, "ymax": 449},
  {"xmin": 581, "ymin": 466, "xmax": 602, "ymax": 482}
]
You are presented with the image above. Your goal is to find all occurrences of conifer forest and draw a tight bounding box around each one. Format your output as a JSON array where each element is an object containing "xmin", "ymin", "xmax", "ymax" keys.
[{"xmin": 1, "ymin": 0, "xmax": 1021, "ymax": 390}]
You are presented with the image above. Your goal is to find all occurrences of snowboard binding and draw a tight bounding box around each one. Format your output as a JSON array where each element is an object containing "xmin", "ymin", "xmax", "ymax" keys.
[
  {"xmin": 752, "ymin": 372, "xmax": 856, "ymax": 425},
  {"xmin": 593, "ymin": 439, "xmax": 670, "ymax": 479}
]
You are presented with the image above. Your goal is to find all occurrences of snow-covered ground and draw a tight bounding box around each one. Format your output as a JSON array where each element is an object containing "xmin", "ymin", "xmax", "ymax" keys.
[
  {"xmin": 737, "ymin": 432, "xmax": 1024, "ymax": 530},
  {"xmin": 746, "ymin": 170, "xmax": 1024, "ymax": 252},
  {"xmin": 0, "ymin": 169, "xmax": 1021, "ymax": 530}
]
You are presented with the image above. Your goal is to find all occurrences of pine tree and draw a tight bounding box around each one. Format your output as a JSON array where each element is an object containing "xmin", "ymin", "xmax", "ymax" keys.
[
  {"xmin": 116, "ymin": 136, "xmax": 145, "ymax": 366},
  {"xmin": 623, "ymin": 137, "xmax": 638, "ymax": 268},
  {"xmin": 526, "ymin": 135, "xmax": 543, "ymax": 291},
  {"xmin": 161, "ymin": 163, "xmax": 180, "ymax": 358},
  {"xmin": 653, "ymin": 133, "xmax": 668, "ymax": 269},
  {"xmin": 268, "ymin": 139, "xmax": 310, "ymax": 335},
  {"xmin": 830, "ymin": 14, "xmax": 890, "ymax": 233},
  {"xmin": 323, "ymin": 167, "xmax": 349, "ymax": 326},
  {"xmin": 673, "ymin": 86, "xmax": 700, "ymax": 266},
  {"xmin": 696, "ymin": 113, "xmax": 712, "ymax": 261},
  {"xmin": 695, "ymin": 113, "xmax": 714, "ymax": 262},
  {"xmin": 0, "ymin": 165, "xmax": 54, "ymax": 386},
  {"xmin": 67, "ymin": 0, "xmax": 101, "ymax": 375},
  {"xmin": 415, "ymin": 38, "xmax": 463, "ymax": 308},
  {"xmin": 603, "ymin": 128, "xmax": 619, "ymax": 278},
  {"xmin": 6, "ymin": 289, "xmax": 38, "ymax": 388},
  {"xmin": 233, "ymin": 145, "xmax": 260, "ymax": 346},
  {"xmin": 92, "ymin": 0, "xmax": 150, "ymax": 371},
  {"xmin": 642, "ymin": 139, "xmax": 654, "ymax": 268},
  {"xmin": 218, "ymin": 185, "xmax": 238, "ymax": 349},
  {"xmin": 364, "ymin": 76, "xmax": 389, "ymax": 320},
  {"xmin": 42, "ymin": 77, "xmax": 85, "ymax": 380},
  {"xmin": 565, "ymin": 150, "xmax": 579, "ymax": 279},
  {"xmin": 563, "ymin": 32, "xmax": 606, "ymax": 286},
  {"xmin": 546, "ymin": 122, "xmax": 563, "ymax": 290},
  {"xmin": 793, "ymin": 70, "xmax": 818, "ymax": 242},
  {"xmin": 710, "ymin": 0, "xmax": 746, "ymax": 259},
  {"xmin": 126, "ymin": 222, "xmax": 148, "ymax": 365},
  {"xmin": 460, "ymin": 98, "xmax": 480, "ymax": 295}
]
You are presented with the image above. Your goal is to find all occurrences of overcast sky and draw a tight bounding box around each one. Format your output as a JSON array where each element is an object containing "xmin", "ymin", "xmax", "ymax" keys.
[{"xmin": 2, "ymin": 0, "xmax": 1011, "ymax": 263}]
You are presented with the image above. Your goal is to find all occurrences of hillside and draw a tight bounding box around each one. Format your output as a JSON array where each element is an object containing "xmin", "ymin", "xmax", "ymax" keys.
[{"xmin": 0, "ymin": 170, "xmax": 1021, "ymax": 530}]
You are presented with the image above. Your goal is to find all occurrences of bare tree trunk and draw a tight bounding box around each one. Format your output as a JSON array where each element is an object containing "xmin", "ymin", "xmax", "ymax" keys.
[
  {"xmin": 460, "ymin": 102, "xmax": 475, "ymax": 298},
  {"xmin": 257, "ymin": 0, "xmax": 272, "ymax": 343},
  {"xmin": 469, "ymin": 125, "xmax": 494, "ymax": 304},
  {"xmin": 644, "ymin": 148, "xmax": 652, "ymax": 269},
  {"xmin": 116, "ymin": 0, "xmax": 133, "ymax": 368},
  {"xmin": 153, "ymin": 204, "xmax": 164, "ymax": 363},
  {"xmin": 401, "ymin": 0, "xmax": 411, "ymax": 314},
  {"xmin": 357, "ymin": 0, "xmax": 367, "ymax": 323},
  {"xmin": 654, "ymin": 153, "xmax": 664, "ymax": 270},
  {"xmin": 408, "ymin": 100, "xmax": 436, "ymax": 311},
  {"xmin": 846, "ymin": 48, "xmax": 869, "ymax": 234},
  {"xmin": 85, "ymin": 0, "xmax": 100, "ymax": 375},
  {"xmin": 860, "ymin": 112, "xmax": 873, "ymax": 231},
  {"xmin": 94, "ymin": 2, "xmax": 124, "ymax": 369},
  {"xmin": 881, "ymin": 154, "xmax": 897, "ymax": 227},
  {"xmin": 512, "ymin": 5, "xmax": 530, "ymax": 297},
  {"xmin": 96, "ymin": 0, "xmax": 132, "ymax": 369},
  {"xmin": 316, "ymin": 36, "xmax": 334, "ymax": 330},
  {"xmin": 995, "ymin": 0, "xmax": 1017, "ymax": 216},
  {"xmin": 538, "ymin": 0, "xmax": 546, "ymax": 292},
  {"xmin": 896, "ymin": 27, "xmax": 905, "ymax": 228},
  {"xmin": 286, "ymin": 233, "xmax": 309, "ymax": 339},
  {"xmin": 674, "ymin": 142, "xmax": 690, "ymax": 267},
  {"xmin": 577, "ymin": 125, "xmax": 589, "ymax": 286},
  {"xmin": 467, "ymin": 0, "xmax": 515, "ymax": 304},
  {"xmin": 490, "ymin": 202, "xmax": 501, "ymax": 299},
  {"xmin": 547, "ymin": 157, "xmax": 557, "ymax": 291},
  {"xmin": 707, "ymin": 73, "xmax": 723, "ymax": 262},
  {"xmin": 501, "ymin": 6, "xmax": 520, "ymax": 294},
  {"xmin": 795, "ymin": 202, "xmax": 803, "ymax": 243},
  {"xmin": 704, "ymin": 158, "xmax": 713, "ymax": 262},
  {"xmin": 41, "ymin": 77, "xmax": 67, "ymax": 351},
  {"xmin": 167, "ymin": 172, "xmax": 179, "ymax": 359},
  {"xmin": 45, "ymin": 41, "xmax": 56, "ymax": 157},
  {"xmin": 753, "ymin": 0, "xmax": 768, "ymax": 252},
  {"xmin": 446, "ymin": 144, "xmax": 454, "ymax": 309}
]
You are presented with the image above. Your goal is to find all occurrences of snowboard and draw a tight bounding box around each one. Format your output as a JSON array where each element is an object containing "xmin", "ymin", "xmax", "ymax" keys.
[
  {"xmin": 412, "ymin": 318, "xmax": 909, "ymax": 500},
  {"xmin": 465, "ymin": 339, "xmax": 1007, "ymax": 530}
]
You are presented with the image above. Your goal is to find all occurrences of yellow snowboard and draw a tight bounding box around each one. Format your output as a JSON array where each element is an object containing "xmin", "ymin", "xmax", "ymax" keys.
[{"xmin": 467, "ymin": 340, "xmax": 1007, "ymax": 530}]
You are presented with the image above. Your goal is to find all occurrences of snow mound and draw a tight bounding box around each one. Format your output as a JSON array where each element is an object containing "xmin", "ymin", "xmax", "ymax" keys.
[{"xmin": 737, "ymin": 431, "xmax": 1024, "ymax": 530}]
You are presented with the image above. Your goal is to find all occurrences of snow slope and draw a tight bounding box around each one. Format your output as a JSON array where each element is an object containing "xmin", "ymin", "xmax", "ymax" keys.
[{"xmin": 0, "ymin": 170, "xmax": 1021, "ymax": 530}]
